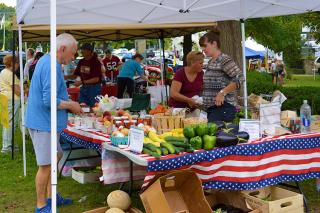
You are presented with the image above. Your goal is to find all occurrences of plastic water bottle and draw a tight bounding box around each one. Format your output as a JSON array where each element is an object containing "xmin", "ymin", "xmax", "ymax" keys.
[{"xmin": 300, "ymin": 100, "xmax": 311, "ymax": 133}]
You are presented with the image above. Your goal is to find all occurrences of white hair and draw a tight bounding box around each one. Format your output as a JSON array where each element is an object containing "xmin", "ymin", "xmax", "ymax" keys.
[{"xmin": 56, "ymin": 33, "xmax": 77, "ymax": 49}]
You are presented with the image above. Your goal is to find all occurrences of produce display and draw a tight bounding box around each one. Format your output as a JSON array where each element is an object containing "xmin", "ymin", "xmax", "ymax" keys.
[{"xmin": 72, "ymin": 100, "xmax": 249, "ymax": 159}]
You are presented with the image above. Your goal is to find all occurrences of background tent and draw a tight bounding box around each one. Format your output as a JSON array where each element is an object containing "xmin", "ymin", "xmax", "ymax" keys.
[{"xmin": 245, "ymin": 47, "xmax": 265, "ymax": 59}]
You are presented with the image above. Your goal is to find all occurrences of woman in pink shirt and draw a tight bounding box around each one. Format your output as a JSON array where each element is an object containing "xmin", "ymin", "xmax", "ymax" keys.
[{"xmin": 168, "ymin": 51, "xmax": 204, "ymax": 114}]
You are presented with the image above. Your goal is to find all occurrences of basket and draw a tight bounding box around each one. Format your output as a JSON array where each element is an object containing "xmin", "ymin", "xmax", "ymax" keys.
[
  {"xmin": 183, "ymin": 117, "xmax": 207, "ymax": 127},
  {"xmin": 152, "ymin": 115, "xmax": 184, "ymax": 134},
  {"xmin": 110, "ymin": 136, "xmax": 129, "ymax": 146}
]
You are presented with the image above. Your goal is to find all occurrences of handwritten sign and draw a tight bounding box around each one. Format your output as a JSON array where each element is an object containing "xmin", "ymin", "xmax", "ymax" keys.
[
  {"xmin": 239, "ymin": 119, "xmax": 260, "ymax": 141},
  {"xmin": 128, "ymin": 126, "xmax": 144, "ymax": 153}
]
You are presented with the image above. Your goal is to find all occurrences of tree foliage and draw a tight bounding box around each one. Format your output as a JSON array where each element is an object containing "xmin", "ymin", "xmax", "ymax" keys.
[{"xmin": 245, "ymin": 15, "xmax": 303, "ymax": 68}]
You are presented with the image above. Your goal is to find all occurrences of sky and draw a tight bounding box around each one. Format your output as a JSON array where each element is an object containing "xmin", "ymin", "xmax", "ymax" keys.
[{"xmin": 0, "ymin": 0, "xmax": 15, "ymax": 7}]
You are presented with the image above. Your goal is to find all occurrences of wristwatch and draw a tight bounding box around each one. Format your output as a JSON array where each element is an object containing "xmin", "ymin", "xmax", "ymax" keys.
[{"xmin": 219, "ymin": 90, "xmax": 226, "ymax": 96}]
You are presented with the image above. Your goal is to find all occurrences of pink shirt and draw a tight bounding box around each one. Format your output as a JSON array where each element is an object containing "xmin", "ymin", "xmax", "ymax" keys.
[{"xmin": 168, "ymin": 67, "xmax": 203, "ymax": 108}]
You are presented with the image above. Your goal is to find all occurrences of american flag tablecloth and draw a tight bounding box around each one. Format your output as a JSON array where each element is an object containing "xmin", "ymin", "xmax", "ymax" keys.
[
  {"xmin": 61, "ymin": 124, "xmax": 320, "ymax": 190},
  {"xmin": 143, "ymin": 133, "xmax": 320, "ymax": 190}
]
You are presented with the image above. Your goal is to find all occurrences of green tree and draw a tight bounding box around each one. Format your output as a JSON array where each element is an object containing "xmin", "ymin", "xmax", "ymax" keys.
[
  {"xmin": 0, "ymin": 3, "xmax": 15, "ymax": 50},
  {"xmin": 245, "ymin": 15, "xmax": 303, "ymax": 68}
]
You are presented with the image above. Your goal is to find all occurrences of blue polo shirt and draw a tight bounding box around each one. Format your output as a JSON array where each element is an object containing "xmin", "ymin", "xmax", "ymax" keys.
[
  {"xmin": 118, "ymin": 59, "xmax": 144, "ymax": 80},
  {"xmin": 25, "ymin": 54, "xmax": 69, "ymax": 133}
]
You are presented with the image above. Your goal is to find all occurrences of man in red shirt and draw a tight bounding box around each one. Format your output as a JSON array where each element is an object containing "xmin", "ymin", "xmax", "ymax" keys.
[
  {"xmin": 102, "ymin": 49, "xmax": 121, "ymax": 82},
  {"xmin": 65, "ymin": 43, "xmax": 102, "ymax": 106}
]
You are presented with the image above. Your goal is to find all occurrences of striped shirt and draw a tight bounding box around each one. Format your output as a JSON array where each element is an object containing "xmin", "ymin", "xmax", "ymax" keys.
[{"xmin": 203, "ymin": 53, "xmax": 243, "ymax": 109}]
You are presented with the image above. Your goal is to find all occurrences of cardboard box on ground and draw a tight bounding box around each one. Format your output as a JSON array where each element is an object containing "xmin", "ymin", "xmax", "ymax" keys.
[
  {"xmin": 242, "ymin": 186, "xmax": 304, "ymax": 213},
  {"xmin": 72, "ymin": 167, "xmax": 102, "ymax": 184},
  {"xmin": 205, "ymin": 190, "xmax": 261, "ymax": 213},
  {"xmin": 140, "ymin": 170, "xmax": 212, "ymax": 213}
]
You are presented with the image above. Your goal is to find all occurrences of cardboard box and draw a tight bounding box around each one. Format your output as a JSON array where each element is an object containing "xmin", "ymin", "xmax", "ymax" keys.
[
  {"xmin": 140, "ymin": 170, "xmax": 212, "ymax": 213},
  {"xmin": 72, "ymin": 167, "xmax": 102, "ymax": 184},
  {"xmin": 205, "ymin": 190, "xmax": 261, "ymax": 213},
  {"xmin": 241, "ymin": 186, "xmax": 304, "ymax": 213},
  {"xmin": 83, "ymin": 207, "xmax": 142, "ymax": 213}
]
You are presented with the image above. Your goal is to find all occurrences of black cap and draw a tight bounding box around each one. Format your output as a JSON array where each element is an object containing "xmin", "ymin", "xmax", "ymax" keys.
[{"xmin": 81, "ymin": 43, "xmax": 93, "ymax": 52}]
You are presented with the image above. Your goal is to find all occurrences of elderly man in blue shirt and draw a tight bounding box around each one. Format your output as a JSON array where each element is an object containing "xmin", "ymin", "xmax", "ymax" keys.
[{"xmin": 25, "ymin": 33, "xmax": 82, "ymax": 213}]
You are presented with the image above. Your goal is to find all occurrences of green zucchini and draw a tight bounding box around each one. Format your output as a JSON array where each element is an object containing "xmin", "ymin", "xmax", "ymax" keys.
[
  {"xmin": 160, "ymin": 142, "xmax": 175, "ymax": 154},
  {"xmin": 142, "ymin": 148, "xmax": 161, "ymax": 159},
  {"xmin": 161, "ymin": 147, "xmax": 169, "ymax": 156},
  {"xmin": 164, "ymin": 136, "xmax": 188, "ymax": 143},
  {"xmin": 166, "ymin": 141, "xmax": 191, "ymax": 148}
]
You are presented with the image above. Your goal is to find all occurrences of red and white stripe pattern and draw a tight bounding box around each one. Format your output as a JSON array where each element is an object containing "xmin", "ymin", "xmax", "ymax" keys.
[{"xmin": 143, "ymin": 133, "xmax": 320, "ymax": 190}]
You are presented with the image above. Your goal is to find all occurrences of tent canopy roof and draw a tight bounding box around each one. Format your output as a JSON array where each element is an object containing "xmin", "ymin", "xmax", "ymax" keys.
[{"xmin": 17, "ymin": 0, "xmax": 320, "ymax": 26}]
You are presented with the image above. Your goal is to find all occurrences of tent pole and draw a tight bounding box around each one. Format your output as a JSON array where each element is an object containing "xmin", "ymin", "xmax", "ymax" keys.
[
  {"xmin": 240, "ymin": 19, "xmax": 248, "ymax": 119},
  {"xmin": 50, "ymin": 0, "xmax": 58, "ymax": 212},
  {"xmin": 158, "ymin": 39, "xmax": 164, "ymax": 103},
  {"xmin": 18, "ymin": 26, "xmax": 27, "ymax": 176},
  {"xmin": 160, "ymin": 31, "xmax": 168, "ymax": 104},
  {"xmin": 11, "ymin": 30, "xmax": 16, "ymax": 159}
]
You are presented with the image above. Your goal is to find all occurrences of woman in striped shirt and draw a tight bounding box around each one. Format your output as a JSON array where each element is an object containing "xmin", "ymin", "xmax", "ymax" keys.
[{"xmin": 199, "ymin": 30, "xmax": 243, "ymax": 122}]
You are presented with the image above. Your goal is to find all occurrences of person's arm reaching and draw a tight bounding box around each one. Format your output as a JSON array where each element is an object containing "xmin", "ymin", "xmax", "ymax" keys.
[{"xmin": 170, "ymin": 80, "xmax": 198, "ymax": 108}]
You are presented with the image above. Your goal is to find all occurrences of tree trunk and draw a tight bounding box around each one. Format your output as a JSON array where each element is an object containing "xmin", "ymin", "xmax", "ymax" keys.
[
  {"xmin": 218, "ymin": 20, "xmax": 244, "ymax": 105},
  {"xmin": 218, "ymin": 20, "xmax": 243, "ymax": 70},
  {"xmin": 182, "ymin": 34, "xmax": 192, "ymax": 66}
]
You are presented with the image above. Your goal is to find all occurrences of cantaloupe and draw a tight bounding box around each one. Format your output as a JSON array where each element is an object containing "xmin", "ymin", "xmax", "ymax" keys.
[
  {"xmin": 107, "ymin": 190, "xmax": 131, "ymax": 210},
  {"xmin": 105, "ymin": 207, "xmax": 125, "ymax": 213}
]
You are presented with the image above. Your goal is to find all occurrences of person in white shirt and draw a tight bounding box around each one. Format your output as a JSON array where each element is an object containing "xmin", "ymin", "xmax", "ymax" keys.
[
  {"xmin": 270, "ymin": 59, "xmax": 277, "ymax": 84},
  {"xmin": 23, "ymin": 48, "xmax": 35, "ymax": 82}
]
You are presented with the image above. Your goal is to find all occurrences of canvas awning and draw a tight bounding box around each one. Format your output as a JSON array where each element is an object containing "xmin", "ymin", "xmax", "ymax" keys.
[{"xmin": 17, "ymin": 22, "xmax": 216, "ymax": 41}]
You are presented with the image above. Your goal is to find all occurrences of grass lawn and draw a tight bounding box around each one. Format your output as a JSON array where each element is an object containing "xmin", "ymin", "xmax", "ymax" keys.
[
  {"xmin": 284, "ymin": 75, "xmax": 320, "ymax": 87},
  {"xmin": 0, "ymin": 127, "xmax": 144, "ymax": 213},
  {"xmin": 0, "ymin": 126, "xmax": 320, "ymax": 212}
]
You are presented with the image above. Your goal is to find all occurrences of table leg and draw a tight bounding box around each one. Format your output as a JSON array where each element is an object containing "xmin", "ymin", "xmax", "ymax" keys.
[
  {"xmin": 129, "ymin": 161, "xmax": 133, "ymax": 196},
  {"xmin": 295, "ymin": 181, "xmax": 308, "ymax": 213},
  {"xmin": 119, "ymin": 182, "xmax": 125, "ymax": 190}
]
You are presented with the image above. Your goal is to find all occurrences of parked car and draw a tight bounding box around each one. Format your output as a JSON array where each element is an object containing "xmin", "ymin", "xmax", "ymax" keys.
[
  {"xmin": 141, "ymin": 58, "xmax": 174, "ymax": 85},
  {"xmin": 0, "ymin": 51, "xmax": 26, "ymax": 73},
  {"xmin": 314, "ymin": 57, "xmax": 320, "ymax": 73}
]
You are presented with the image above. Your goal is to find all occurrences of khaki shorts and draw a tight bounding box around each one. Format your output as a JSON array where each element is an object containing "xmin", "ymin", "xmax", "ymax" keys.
[{"xmin": 28, "ymin": 129, "xmax": 62, "ymax": 166}]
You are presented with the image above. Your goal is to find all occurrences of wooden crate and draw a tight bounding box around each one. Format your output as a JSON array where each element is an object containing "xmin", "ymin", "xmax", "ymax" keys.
[
  {"xmin": 153, "ymin": 115, "xmax": 184, "ymax": 134},
  {"xmin": 241, "ymin": 186, "xmax": 304, "ymax": 213}
]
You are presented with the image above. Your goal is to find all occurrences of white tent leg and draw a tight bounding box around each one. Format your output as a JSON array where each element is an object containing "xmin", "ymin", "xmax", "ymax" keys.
[
  {"xmin": 158, "ymin": 39, "xmax": 164, "ymax": 102},
  {"xmin": 241, "ymin": 20, "xmax": 248, "ymax": 119},
  {"xmin": 50, "ymin": 0, "xmax": 57, "ymax": 212},
  {"xmin": 18, "ymin": 26, "xmax": 27, "ymax": 176}
]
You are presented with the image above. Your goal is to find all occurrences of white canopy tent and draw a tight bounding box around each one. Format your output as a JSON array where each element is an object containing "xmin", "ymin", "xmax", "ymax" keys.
[{"xmin": 16, "ymin": 0, "xmax": 320, "ymax": 212}]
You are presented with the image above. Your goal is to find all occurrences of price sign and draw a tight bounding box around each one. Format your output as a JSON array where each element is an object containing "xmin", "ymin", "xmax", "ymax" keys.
[
  {"xmin": 128, "ymin": 126, "xmax": 144, "ymax": 153},
  {"xmin": 239, "ymin": 119, "xmax": 260, "ymax": 141}
]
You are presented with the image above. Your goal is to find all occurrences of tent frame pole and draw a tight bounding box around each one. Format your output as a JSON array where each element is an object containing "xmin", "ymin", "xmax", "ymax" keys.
[
  {"xmin": 50, "ymin": 0, "xmax": 58, "ymax": 212},
  {"xmin": 160, "ymin": 30, "xmax": 168, "ymax": 104},
  {"xmin": 18, "ymin": 25, "xmax": 27, "ymax": 176},
  {"xmin": 11, "ymin": 30, "xmax": 16, "ymax": 159},
  {"xmin": 240, "ymin": 19, "xmax": 248, "ymax": 119}
]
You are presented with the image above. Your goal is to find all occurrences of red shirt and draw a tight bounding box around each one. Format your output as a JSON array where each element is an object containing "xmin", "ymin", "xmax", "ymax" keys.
[
  {"xmin": 74, "ymin": 56, "xmax": 102, "ymax": 83},
  {"xmin": 168, "ymin": 68, "xmax": 203, "ymax": 108},
  {"xmin": 102, "ymin": 55, "xmax": 121, "ymax": 78}
]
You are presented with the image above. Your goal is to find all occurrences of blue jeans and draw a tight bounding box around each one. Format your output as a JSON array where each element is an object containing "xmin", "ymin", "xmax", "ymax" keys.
[
  {"xmin": 79, "ymin": 84, "xmax": 101, "ymax": 107},
  {"xmin": 207, "ymin": 102, "xmax": 236, "ymax": 123}
]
